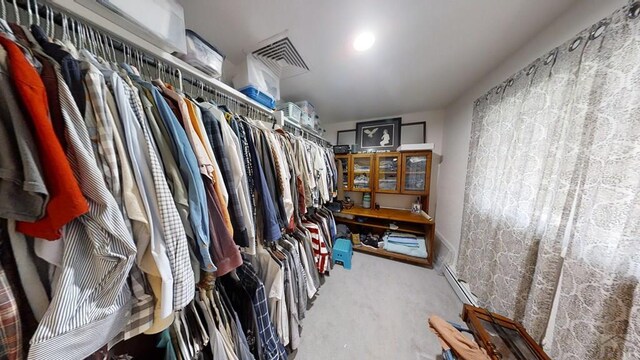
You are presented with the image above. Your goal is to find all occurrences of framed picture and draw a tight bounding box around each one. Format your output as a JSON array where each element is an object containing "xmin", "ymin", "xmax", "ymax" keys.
[
  {"xmin": 355, "ymin": 117, "xmax": 401, "ymax": 152},
  {"xmin": 337, "ymin": 129, "xmax": 356, "ymax": 146},
  {"xmin": 400, "ymin": 122, "xmax": 426, "ymax": 144}
]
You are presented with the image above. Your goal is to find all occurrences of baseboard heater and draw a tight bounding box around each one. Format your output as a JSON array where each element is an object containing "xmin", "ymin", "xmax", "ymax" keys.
[{"xmin": 444, "ymin": 264, "xmax": 479, "ymax": 306}]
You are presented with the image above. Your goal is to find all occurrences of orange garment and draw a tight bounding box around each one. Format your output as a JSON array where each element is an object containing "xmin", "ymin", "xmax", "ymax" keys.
[
  {"xmin": 183, "ymin": 98, "xmax": 233, "ymax": 234},
  {"xmin": 428, "ymin": 315, "xmax": 491, "ymax": 360},
  {"xmin": 0, "ymin": 36, "xmax": 88, "ymax": 240}
]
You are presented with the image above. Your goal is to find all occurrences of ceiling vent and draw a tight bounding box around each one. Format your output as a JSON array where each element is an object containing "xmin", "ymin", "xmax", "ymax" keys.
[{"xmin": 249, "ymin": 31, "xmax": 309, "ymax": 79}]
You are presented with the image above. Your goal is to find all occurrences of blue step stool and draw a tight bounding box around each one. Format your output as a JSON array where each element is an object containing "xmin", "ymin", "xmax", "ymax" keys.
[{"xmin": 332, "ymin": 238, "xmax": 353, "ymax": 269}]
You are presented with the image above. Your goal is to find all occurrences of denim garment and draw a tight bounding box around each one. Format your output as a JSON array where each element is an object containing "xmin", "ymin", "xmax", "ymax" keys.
[
  {"xmin": 130, "ymin": 73, "xmax": 215, "ymax": 273},
  {"xmin": 242, "ymin": 122, "xmax": 281, "ymax": 242}
]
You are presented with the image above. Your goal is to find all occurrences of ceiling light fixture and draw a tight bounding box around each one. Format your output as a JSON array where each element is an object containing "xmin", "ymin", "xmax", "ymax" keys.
[{"xmin": 353, "ymin": 31, "xmax": 375, "ymax": 51}]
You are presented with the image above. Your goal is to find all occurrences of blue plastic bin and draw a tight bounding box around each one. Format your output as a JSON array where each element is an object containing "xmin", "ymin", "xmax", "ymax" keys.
[{"xmin": 239, "ymin": 85, "xmax": 276, "ymax": 109}]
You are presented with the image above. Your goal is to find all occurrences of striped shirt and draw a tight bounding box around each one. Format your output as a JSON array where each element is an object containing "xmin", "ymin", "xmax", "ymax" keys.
[
  {"xmin": 82, "ymin": 63, "xmax": 155, "ymax": 339},
  {"xmin": 303, "ymin": 222, "xmax": 330, "ymax": 273},
  {"xmin": 110, "ymin": 72, "xmax": 194, "ymax": 312},
  {"xmin": 28, "ymin": 57, "xmax": 137, "ymax": 360},
  {"xmin": 122, "ymin": 79, "xmax": 194, "ymax": 311}
]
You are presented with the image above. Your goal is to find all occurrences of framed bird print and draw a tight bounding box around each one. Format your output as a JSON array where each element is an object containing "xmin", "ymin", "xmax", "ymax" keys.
[{"xmin": 355, "ymin": 117, "xmax": 401, "ymax": 152}]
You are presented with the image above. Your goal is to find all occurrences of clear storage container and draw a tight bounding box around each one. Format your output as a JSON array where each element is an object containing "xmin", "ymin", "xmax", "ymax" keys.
[
  {"xmin": 233, "ymin": 55, "xmax": 280, "ymax": 100},
  {"xmin": 276, "ymin": 102, "xmax": 302, "ymax": 123},
  {"xmin": 175, "ymin": 30, "xmax": 224, "ymax": 77},
  {"xmin": 295, "ymin": 100, "xmax": 315, "ymax": 116}
]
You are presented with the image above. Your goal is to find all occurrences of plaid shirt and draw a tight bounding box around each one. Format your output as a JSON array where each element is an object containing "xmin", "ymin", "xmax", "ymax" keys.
[
  {"xmin": 29, "ymin": 55, "xmax": 137, "ymax": 360},
  {"xmin": 199, "ymin": 105, "xmax": 250, "ymax": 248},
  {"xmin": 237, "ymin": 263, "xmax": 287, "ymax": 360},
  {"xmin": 0, "ymin": 266, "xmax": 21, "ymax": 360},
  {"xmin": 133, "ymin": 79, "xmax": 217, "ymax": 273},
  {"xmin": 121, "ymin": 79, "xmax": 195, "ymax": 311},
  {"xmin": 81, "ymin": 62, "xmax": 120, "ymax": 201},
  {"xmin": 82, "ymin": 62, "xmax": 155, "ymax": 339}
]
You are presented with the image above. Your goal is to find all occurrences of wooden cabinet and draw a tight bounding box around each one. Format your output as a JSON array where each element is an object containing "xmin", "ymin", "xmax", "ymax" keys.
[
  {"xmin": 400, "ymin": 151, "xmax": 431, "ymax": 195},
  {"xmin": 340, "ymin": 151, "xmax": 433, "ymax": 198},
  {"xmin": 350, "ymin": 154, "xmax": 374, "ymax": 192},
  {"xmin": 335, "ymin": 207, "xmax": 435, "ymax": 268},
  {"xmin": 374, "ymin": 152, "xmax": 400, "ymax": 193},
  {"xmin": 335, "ymin": 154, "xmax": 351, "ymax": 191},
  {"xmin": 334, "ymin": 151, "xmax": 436, "ymax": 268}
]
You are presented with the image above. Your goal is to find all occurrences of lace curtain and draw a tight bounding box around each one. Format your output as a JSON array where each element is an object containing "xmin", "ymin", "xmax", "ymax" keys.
[{"xmin": 457, "ymin": 3, "xmax": 640, "ymax": 359}]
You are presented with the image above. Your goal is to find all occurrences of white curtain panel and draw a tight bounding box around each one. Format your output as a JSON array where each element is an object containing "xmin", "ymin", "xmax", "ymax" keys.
[{"xmin": 457, "ymin": 3, "xmax": 640, "ymax": 359}]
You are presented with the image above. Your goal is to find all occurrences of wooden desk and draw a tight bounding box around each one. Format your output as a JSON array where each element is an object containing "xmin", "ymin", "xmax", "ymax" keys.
[{"xmin": 335, "ymin": 207, "xmax": 434, "ymax": 268}]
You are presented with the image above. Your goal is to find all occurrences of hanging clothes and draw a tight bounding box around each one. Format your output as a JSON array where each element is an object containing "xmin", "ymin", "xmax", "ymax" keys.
[{"xmin": 0, "ymin": 15, "xmax": 337, "ymax": 359}]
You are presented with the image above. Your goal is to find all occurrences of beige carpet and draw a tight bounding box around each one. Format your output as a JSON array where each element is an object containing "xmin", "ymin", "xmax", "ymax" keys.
[{"xmin": 292, "ymin": 252, "xmax": 462, "ymax": 360}]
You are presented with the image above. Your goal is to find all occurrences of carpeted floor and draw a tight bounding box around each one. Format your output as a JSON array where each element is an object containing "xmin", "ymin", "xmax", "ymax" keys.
[{"xmin": 291, "ymin": 252, "xmax": 462, "ymax": 360}]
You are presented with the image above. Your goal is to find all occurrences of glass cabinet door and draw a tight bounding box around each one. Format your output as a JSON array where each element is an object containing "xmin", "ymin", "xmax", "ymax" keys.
[
  {"xmin": 351, "ymin": 155, "xmax": 373, "ymax": 191},
  {"xmin": 375, "ymin": 153, "xmax": 399, "ymax": 193},
  {"xmin": 401, "ymin": 152, "xmax": 430, "ymax": 194},
  {"xmin": 336, "ymin": 155, "xmax": 351, "ymax": 190}
]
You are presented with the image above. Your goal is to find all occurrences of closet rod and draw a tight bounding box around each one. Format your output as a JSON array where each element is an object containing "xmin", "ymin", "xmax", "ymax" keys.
[
  {"xmin": 283, "ymin": 118, "xmax": 331, "ymax": 147},
  {"xmin": 4, "ymin": 0, "xmax": 274, "ymax": 120}
]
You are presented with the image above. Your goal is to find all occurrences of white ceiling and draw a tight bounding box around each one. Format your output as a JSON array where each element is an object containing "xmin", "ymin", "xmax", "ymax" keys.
[{"xmin": 178, "ymin": 0, "xmax": 577, "ymax": 123}]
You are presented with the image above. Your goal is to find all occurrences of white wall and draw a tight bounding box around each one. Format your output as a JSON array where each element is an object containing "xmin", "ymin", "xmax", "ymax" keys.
[
  {"xmin": 436, "ymin": 0, "xmax": 628, "ymax": 268},
  {"xmin": 324, "ymin": 110, "xmax": 445, "ymax": 155}
]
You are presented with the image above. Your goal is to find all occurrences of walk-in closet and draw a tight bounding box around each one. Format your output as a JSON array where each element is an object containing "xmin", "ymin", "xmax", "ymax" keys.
[{"xmin": 0, "ymin": 1, "xmax": 638, "ymax": 359}]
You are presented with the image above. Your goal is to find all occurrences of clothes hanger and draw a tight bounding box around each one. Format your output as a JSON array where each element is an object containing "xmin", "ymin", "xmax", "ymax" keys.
[
  {"xmin": 46, "ymin": 5, "xmax": 52, "ymax": 38},
  {"xmin": 91, "ymin": 27, "xmax": 99, "ymax": 56},
  {"xmin": 61, "ymin": 13, "xmax": 68, "ymax": 42},
  {"xmin": 82, "ymin": 24, "xmax": 89, "ymax": 51},
  {"xmin": 12, "ymin": 0, "xmax": 20, "ymax": 24},
  {"xmin": 140, "ymin": 51, "xmax": 148, "ymax": 78},
  {"xmin": 50, "ymin": 7, "xmax": 56, "ymax": 38},
  {"xmin": 34, "ymin": 0, "xmax": 40, "ymax": 26},
  {"xmin": 176, "ymin": 68, "xmax": 183, "ymax": 93},
  {"xmin": 99, "ymin": 32, "xmax": 108, "ymax": 61},
  {"xmin": 108, "ymin": 37, "xmax": 116, "ymax": 62},
  {"xmin": 91, "ymin": 28, "xmax": 100, "ymax": 58},
  {"xmin": 75, "ymin": 18, "xmax": 81, "ymax": 48},
  {"xmin": 84, "ymin": 24, "xmax": 92, "ymax": 53},
  {"xmin": 27, "ymin": 0, "xmax": 33, "ymax": 25}
]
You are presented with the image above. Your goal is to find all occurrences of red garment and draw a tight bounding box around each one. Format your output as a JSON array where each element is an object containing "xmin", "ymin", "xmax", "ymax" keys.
[
  {"xmin": 0, "ymin": 36, "xmax": 88, "ymax": 240},
  {"xmin": 303, "ymin": 221, "xmax": 329, "ymax": 273}
]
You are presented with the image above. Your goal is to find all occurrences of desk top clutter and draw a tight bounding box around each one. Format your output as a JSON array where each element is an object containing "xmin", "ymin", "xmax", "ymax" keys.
[{"xmin": 332, "ymin": 206, "xmax": 435, "ymax": 268}]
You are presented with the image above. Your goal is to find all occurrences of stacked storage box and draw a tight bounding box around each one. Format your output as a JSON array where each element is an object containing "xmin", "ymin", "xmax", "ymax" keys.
[
  {"xmin": 176, "ymin": 30, "xmax": 225, "ymax": 78},
  {"xmin": 233, "ymin": 55, "xmax": 280, "ymax": 109},
  {"xmin": 296, "ymin": 100, "xmax": 317, "ymax": 129}
]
